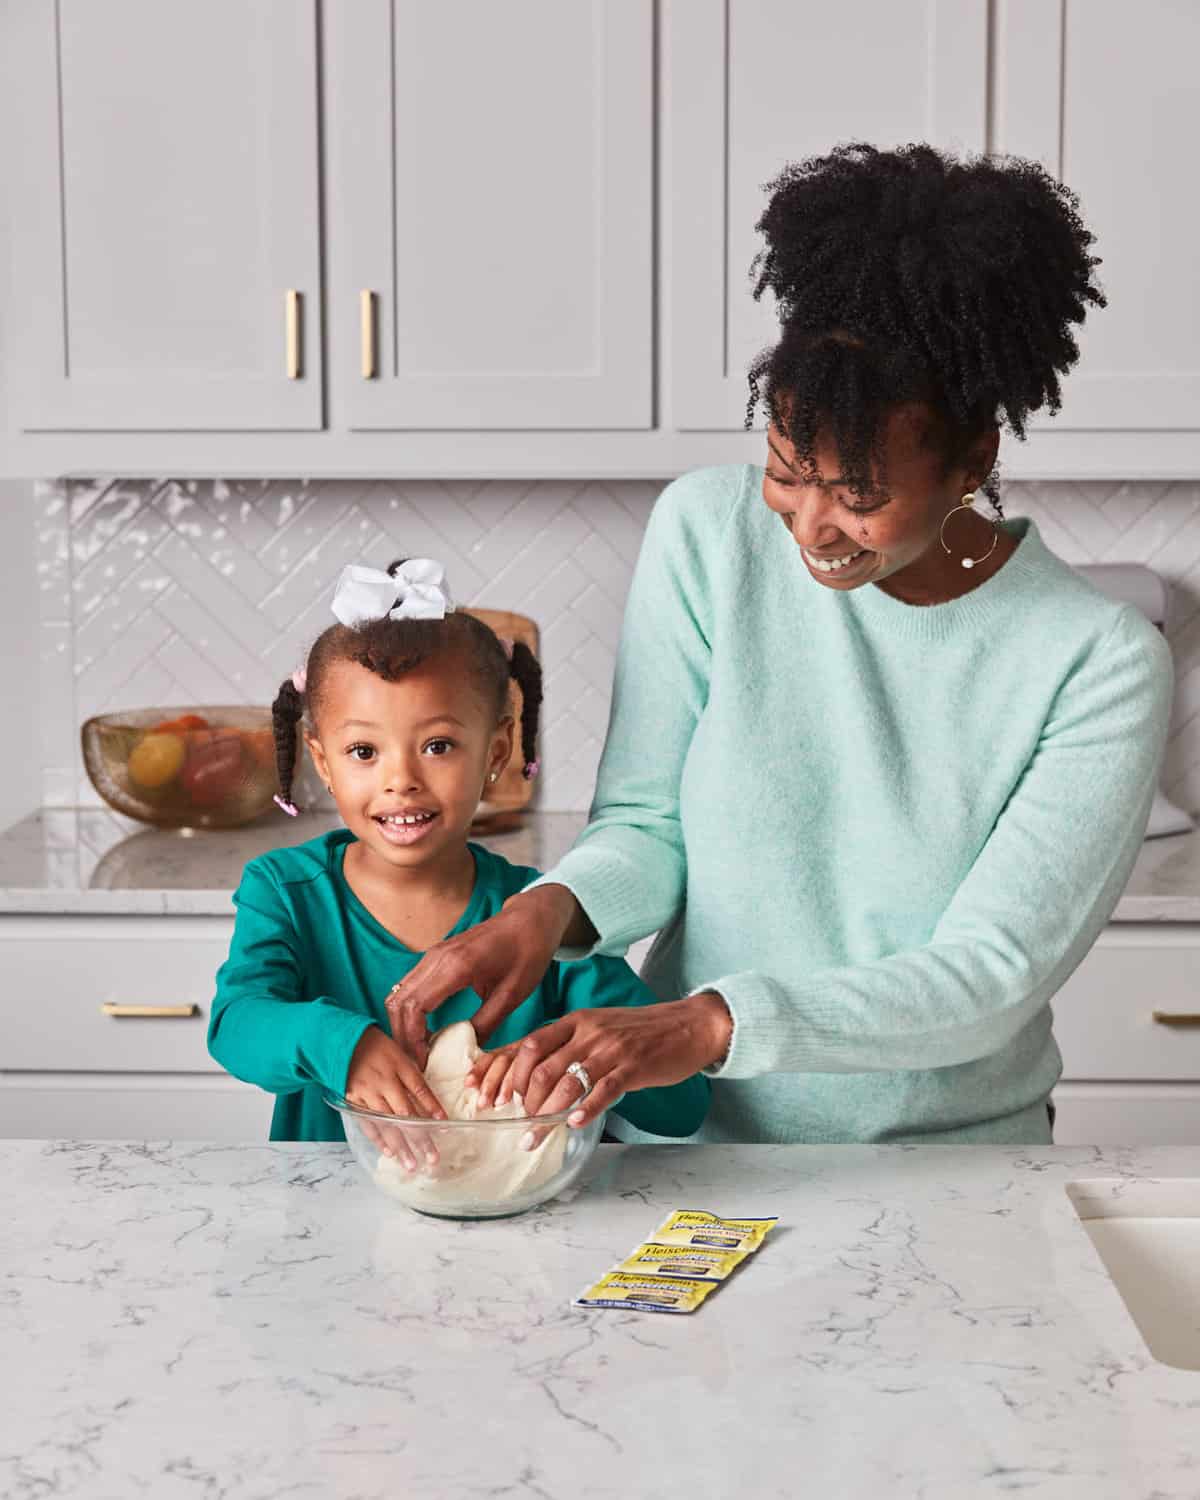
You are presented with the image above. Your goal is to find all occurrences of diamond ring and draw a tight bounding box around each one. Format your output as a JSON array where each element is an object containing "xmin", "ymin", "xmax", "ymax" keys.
[{"xmin": 565, "ymin": 1061, "xmax": 592, "ymax": 1095}]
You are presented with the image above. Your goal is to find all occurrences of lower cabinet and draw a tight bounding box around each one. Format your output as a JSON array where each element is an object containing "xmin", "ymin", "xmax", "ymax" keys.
[
  {"xmin": 1048, "ymin": 923, "xmax": 1200, "ymax": 1145},
  {"xmin": 0, "ymin": 1072, "xmax": 270, "ymax": 1140},
  {"xmin": 0, "ymin": 913, "xmax": 272, "ymax": 1140},
  {"xmin": 3, "ymin": 916, "xmax": 1197, "ymax": 1143},
  {"xmin": 1049, "ymin": 1082, "xmax": 1200, "ymax": 1146}
]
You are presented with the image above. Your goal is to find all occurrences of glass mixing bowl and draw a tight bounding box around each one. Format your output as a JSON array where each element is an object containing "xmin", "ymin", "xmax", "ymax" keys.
[{"xmin": 325, "ymin": 1093, "xmax": 606, "ymax": 1219}]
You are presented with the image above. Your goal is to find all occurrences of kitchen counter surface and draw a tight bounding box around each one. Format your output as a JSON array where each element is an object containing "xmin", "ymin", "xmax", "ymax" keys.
[
  {"xmin": 1, "ymin": 805, "xmax": 1199, "ymax": 920},
  {"xmin": 0, "ymin": 806, "xmax": 589, "ymax": 915},
  {"xmin": 4, "ymin": 1139, "xmax": 1198, "ymax": 1498}
]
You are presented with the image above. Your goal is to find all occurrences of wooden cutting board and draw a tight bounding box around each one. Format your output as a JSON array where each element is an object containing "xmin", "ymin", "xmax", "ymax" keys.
[{"xmin": 461, "ymin": 608, "xmax": 540, "ymax": 833}]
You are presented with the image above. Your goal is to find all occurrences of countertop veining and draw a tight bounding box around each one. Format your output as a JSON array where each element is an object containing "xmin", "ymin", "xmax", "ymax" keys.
[
  {"xmin": 0, "ymin": 806, "xmax": 1198, "ymax": 920},
  {"xmin": 3, "ymin": 1139, "xmax": 1199, "ymax": 1497}
]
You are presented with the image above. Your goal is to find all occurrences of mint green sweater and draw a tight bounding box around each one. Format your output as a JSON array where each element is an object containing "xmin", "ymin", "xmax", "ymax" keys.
[{"xmin": 529, "ymin": 464, "xmax": 1174, "ymax": 1145}]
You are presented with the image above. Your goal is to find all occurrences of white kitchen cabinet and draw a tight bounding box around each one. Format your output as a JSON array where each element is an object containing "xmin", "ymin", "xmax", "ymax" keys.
[
  {"xmin": 992, "ymin": 0, "xmax": 1200, "ymax": 441},
  {"xmin": 0, "ymin": 913, "xmax": 271, "ymax": 1140},
  {"xmin": 323, "ymin": 0, "xmax": 652, "ymax": 432},
  {"xmin": 2, "ymin": 913, "xmax": 1198, "ymax": 1141},
  {"xmin": 665, "ymin": 0, "xmax": 989, "ymax": 431},
  {"xmin": 5, "ymin": 0, "xmax": 1199, "ymax": 475},
  {"xmin": 1048, "ymin": 924, "xmax": 1200, "ymax": 1145},
  {"xmin": 5, "ymin": 0, "xmax": 323, "ymax": 432}
]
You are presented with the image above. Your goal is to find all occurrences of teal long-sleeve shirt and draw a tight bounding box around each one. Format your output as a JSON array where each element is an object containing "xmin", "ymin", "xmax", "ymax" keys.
[
  {"xmin": 209, "ymin": 830, "xmax": 709, "ymax": 1142},
  {"xmin": 526, "ymin": 463, "xmax": 1175, "ymax": 1146}
]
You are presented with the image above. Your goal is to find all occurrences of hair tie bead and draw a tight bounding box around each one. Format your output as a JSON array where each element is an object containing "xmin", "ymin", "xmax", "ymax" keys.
[{"xmin": 273, "ymin": 794, "xmax": 300, "ymax": 817}]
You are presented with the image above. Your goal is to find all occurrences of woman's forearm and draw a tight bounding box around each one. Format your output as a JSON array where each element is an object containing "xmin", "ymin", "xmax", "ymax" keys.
[{"xmin": 506, "ymin": 882, "xmax": 599, "ymax": 950}]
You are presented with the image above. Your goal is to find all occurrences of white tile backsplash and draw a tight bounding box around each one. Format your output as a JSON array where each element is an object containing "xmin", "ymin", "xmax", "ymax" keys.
[{"xmin": 35, "ymin": 475, "xmax": 1200, "ymax": 814}]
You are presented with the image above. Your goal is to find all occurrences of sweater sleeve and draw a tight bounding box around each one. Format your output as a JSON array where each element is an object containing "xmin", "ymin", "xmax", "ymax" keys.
[
  {"xmin": 524, "ymin": 471, "xmax": 739, "ymax": 960},
  {"xmin": 207, "ymin": 862, "xmax": 377, "ymax": 1097},
  {"xmin": 696, "ymin": 607, "xmax": 1175, "ymax": 1080},
  {"xmin": 552, "ymin": 953, "xmax": 710, "ymax": 1136}
]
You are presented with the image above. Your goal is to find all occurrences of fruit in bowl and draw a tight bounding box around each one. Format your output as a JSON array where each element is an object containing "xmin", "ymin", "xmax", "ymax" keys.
[{"xmin": 81, "ymin": 706, "xmax": 289, "ymax": 829}]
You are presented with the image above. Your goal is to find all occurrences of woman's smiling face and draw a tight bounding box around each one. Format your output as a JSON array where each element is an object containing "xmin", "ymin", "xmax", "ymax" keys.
[
  {"xmin": 304, "ymin": 653, "xmax": 512, "ymax": 871},
  {"xmin": 762, "ymin": 402, "xmax": 1001, "ymax": 602}
]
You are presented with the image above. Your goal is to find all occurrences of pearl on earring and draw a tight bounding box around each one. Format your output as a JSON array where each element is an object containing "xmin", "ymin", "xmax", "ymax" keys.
[{"xmin": 488, "ymin": 772, "xmax": 499, "ymax": 783}]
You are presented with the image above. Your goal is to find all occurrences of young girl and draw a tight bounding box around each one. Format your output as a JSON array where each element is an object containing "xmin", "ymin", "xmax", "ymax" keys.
[{"xmin": 207, "ymin": 555, "xmax": 709, "ymax": 1148}]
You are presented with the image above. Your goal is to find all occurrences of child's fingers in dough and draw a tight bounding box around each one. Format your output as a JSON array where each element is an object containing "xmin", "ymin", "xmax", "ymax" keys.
[
  {"xmin": 360, "ymin": 1101, "xmax": 418, "ymax": 1172},
  {"xmin": 380, "ymin": 1084, "xmax": 444, "ymax": 1171},
  {"xmin": 474, "ymin": 1048, "xmax": 519, "ymax": 1109}
]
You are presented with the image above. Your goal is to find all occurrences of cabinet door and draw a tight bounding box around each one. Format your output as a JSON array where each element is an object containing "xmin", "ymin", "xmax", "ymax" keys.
[
  {"xmin": 8, "ymin": 0, "xmax": 322, "ymax": 431},
  {"xmin": 326, "ymin": 0, "xmax": 651, "ymax": 430},
  {"xmin": 993, "ymin": 0, "xmax": 1200, "ymax": 431},
  {"xmin": 667, "ymin": 0, "xmax": 988, "ymax": 430},
  {"xmin": 0, "ymin": 1074, "xmax": 272, "ymax": 1142},
  {"xmin": 1051, "ymin": 1084, "xmax": 1200, "ymax": 1147}
]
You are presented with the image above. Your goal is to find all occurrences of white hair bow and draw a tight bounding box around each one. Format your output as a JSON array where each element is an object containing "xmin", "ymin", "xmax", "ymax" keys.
[{"xmin": 329, "ymin": 559, "xmax": 454, "ymax": 627}]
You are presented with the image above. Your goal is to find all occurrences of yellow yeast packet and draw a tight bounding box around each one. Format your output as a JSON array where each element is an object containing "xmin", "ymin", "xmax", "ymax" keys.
[
  {"xmin": 648, "ymin": 1210, "xmax": 778, "ymax": 1254},
  {"xmin": 615, "ymin": 1241, "xmax": 749, "ymax": 1282},
  {"xmin": 573, "ymin": 1271, "xmax": 718, "ymax": 1314}
]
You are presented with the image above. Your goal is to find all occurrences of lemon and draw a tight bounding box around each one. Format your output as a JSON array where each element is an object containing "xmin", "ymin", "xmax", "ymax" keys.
[{"xmin": 128, "ymin": 731, "xmax": 185, "ymax": 789}]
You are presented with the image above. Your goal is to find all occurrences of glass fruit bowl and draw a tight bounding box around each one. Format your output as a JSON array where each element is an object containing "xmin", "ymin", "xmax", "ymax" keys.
[
  {"xmin": 325, "ymin": 1092, "xmax": 607, "ymax": 1220},
  {"xmin": 81, "ymin": 706, "xmax": 287, "ymax": 830}
]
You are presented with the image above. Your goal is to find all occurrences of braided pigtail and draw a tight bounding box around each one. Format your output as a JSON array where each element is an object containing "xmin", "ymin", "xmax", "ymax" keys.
[
  {"xmin": 508, "ymin": 641, "xmax": 543, "ymax": 780},
  {"xmin": 270, "ymin": 678, "xmax": 305, "ymax": 815}
]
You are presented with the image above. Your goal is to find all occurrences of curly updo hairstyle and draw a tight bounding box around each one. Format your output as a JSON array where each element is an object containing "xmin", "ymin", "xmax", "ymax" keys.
[
  {"xmin": 270, "ymin": 559, "xmax": 543, "ymax": 811},
  {"xmin": 744, "ymin": 141, "xmax": 1107, "ymax": 512}
]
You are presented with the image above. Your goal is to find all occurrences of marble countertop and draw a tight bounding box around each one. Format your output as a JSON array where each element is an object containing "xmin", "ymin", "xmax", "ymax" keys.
[
  {"xmin": 1, "ymin": 805, "xmax": 1199, "ymax": 920},
  {"xmin": 4, "ymin": 1140, "xmax": 1199, "ymax": 1498},
  {"xmin": 0, "ymin": 807, "xmax": 589, "ymax": 915}
]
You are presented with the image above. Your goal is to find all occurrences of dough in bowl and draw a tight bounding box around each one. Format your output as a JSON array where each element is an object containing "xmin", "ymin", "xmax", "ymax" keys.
[{"xmin": 372, "ymin": 1021, "xmax": 567, "ymax": 1209}]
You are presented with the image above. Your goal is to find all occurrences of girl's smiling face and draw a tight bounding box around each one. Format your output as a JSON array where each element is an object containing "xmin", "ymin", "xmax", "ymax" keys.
[{"xmin": 304, "ymin": 652, "xmax": 513, "ymax": 872}]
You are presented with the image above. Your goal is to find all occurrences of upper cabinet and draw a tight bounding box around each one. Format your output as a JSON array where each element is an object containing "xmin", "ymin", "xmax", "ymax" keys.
[
  {"xmin": 6, "ymin": 0, "xmax": 323, "ymax": 432},
  {"xmin": 993, "ymin": 0, "xmax": 1200, "ymax": 435},
  {"xmin": 2, "ymin": 0, "xmax": 1199, "ymax": 476},
  {"xmin": 667, "ymin": 0, "xmax": 988, "ymax": 431},
  {"xmin": 324, "ymin": 0, "xmax": 652, "ymax": 431}
]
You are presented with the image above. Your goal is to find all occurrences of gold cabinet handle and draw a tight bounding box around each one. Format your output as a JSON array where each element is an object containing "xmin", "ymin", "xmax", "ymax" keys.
[
  {"xmin": 361, "ymin": 290, "xmax": 377, "ymax": 379},
  {"xmin": 286, "ymin": 289, "xmax": 302, "ymax": 378},
  {"xmin": 101, "ymin": 1003, "xmax": 199, "ymax": 1019},
  {"xmin": 1151, "ymin": 1011, "xmax": 1200, "ymax": 1027}
]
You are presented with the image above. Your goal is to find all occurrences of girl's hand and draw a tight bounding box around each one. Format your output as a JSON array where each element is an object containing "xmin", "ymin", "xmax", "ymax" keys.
[
  {"xmin": 385, "ymin": 887, "xmax": 575, "ymax": 1066},
  {"xmin": 344, "ymin": 1027, "xmax": 448, "ymax": 1172},
  {"xmin": 465, "ymin": 992, "xmax": 732, "ymax": 1130}
]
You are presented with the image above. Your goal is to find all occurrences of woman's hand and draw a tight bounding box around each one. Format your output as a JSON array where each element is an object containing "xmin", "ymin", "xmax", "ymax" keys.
[
  {"xmin": 385, "ymin": 886, "xmax": 580, "ymax": 1066},
  {"xmin": 344, "ymin": 1026, "xmax": 448, "ymax": 1171},
  {"xmin": 465, "ymin": 992, "xmax": 732, "ymax": 1130}
]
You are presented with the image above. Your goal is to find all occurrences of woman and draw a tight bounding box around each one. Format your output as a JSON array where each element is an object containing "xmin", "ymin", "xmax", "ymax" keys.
[{"xmin": 386, "ymin": 142, "xmax": 1174, "ymax": 1145}]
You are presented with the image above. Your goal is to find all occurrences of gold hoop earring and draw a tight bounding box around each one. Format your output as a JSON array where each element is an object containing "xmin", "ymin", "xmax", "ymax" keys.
[{"xmin": 939, "ymin": 492, "xmax": 998, "ymax": 571}]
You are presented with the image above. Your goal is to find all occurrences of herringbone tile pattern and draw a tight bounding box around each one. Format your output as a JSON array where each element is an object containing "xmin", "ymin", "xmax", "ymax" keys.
[{"xmin": 35, "ymin": 475, "xmax": 1200, "ymax": 813}]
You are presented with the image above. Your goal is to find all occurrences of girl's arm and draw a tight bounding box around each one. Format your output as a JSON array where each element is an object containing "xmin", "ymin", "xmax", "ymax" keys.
[{"xmin": 208, "ymin": 862, "xmax": 378, "ymax": 1097}]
